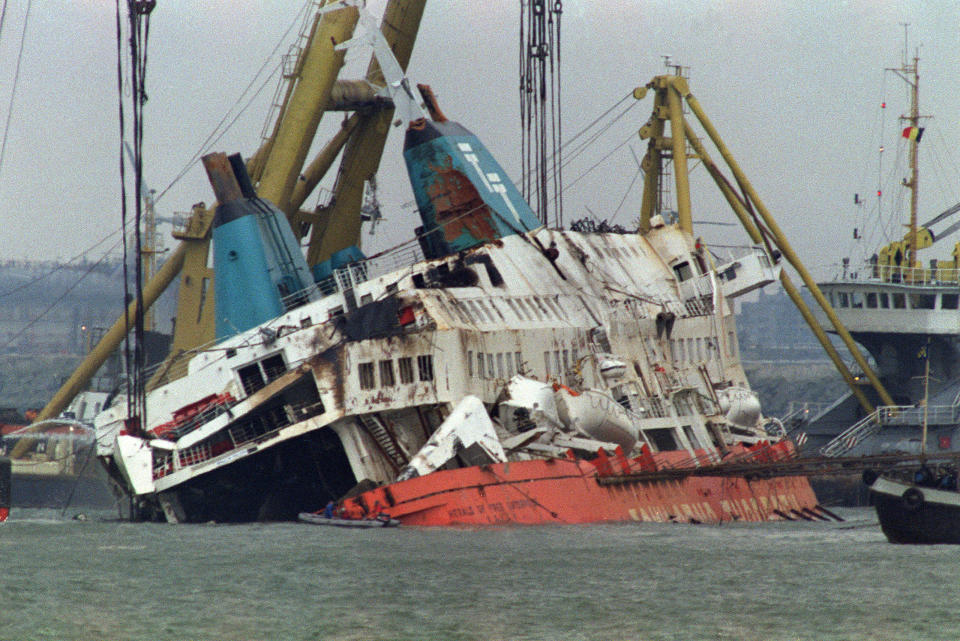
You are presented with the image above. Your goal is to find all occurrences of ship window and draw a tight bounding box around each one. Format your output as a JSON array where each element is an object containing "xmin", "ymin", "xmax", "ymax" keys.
[
  {"xmin": 386, "ymin": 282, "xmax": 398, "ymax": 293},
  {"xmin": 677, "ymin": 339, "xmax": 685, "ymax": 363},
  {"xmin": 505, "ymin": 352, "xmax": 514, "ymax": 376},
  {"xmin": 398, "ymin": 357, "xmax": 414, "ymax": 384},
  {"xmin": 910, "ymin": 293, "xmax": 936, "ymax": 310},
  {"xmin": 238, "ymin": 363, "xmax": 265, "ymax": 395},
  {"xmin": 851, "ymin": 292, "xmax": 864, "ymax": 308},
  {"xmin": 506, "ymin": 298, "xmax": 524, "ymax": 320},
  {"xmin": 417, "ymin": 355, "xmax": 434, "ymax": 381},
  {"xmin": 328, "ymin": 305, "xmax": 344, "ymax": 319},
  {"xmin": 487, "ymin": 300, "xmax": 506, "ymax": 321},
  {"xmin": 487, "ymin": 353, "xmax": 495, "ymax": 378},
  {"xmin": 879, "ymin": 293, "xmax": 890, "ymax": 308},
  {"xmin": 683, "ymin": 426, "xmax": 702, "ymax": 450},
  {"xmin": 563, "ymin": 349, "xmax": 569, "ymax": 371},
  {"xmin": 474, "ymin": 300, "xmax": 492, "ymax": 322},
  {"xmin": 554, "ymin": 351, "xmax": 562, "ymax": 375},
  {"xmin": 360, "ymin": 293, "xmax": 373, "ymax": 306},
  {"xmin": 358, "ymin": 362, "xmax": 376, "ymax": 390},
  {"xmin": 645, "ymin": 428, "xmax": 680, "ymax": 451},
  {"xmin": 673, "ymin": 261, "xmax": 693, "ymax": 282},
  {"xmin": 261, "ymin": 354, "xmax": 286, "ymax": 382},
  {"xmin": 827, "ymin": 292, "xmax": 835, "ymax": 306},
  {"xmin": 837, "ymin": 292, "xmax": 849, "ymax": 307},
  {"xmin": 478, "ymin": 352, "xmax": 486, "ymax": 378},
  {"xmin": 892, "ymin": 293, "xmax": 906, "ymax": 309},
  {"xmin": 515, "ymin": 351, "xmax": 525, "ymax": 374},
  {"xmin": 452, "ymin": 300, "xmax": 472, "ymax": 324},
  {"xmin": 522, "ymin": 298, "xmax": 543, "ymax": 320},
  {"xmin": 475, "ymin": 300, "xmax": 492, "ymax": 322},
  {"xmin": 544, "ymin": 351, "xmax": 552, "ymax": 375},
  {"xmin": 866, "ymin": 292, "xmax": 878, "ymax": 308},
  {"xmin": 226, "ymin": 348, "xmax": 237, "ymax": 359},
  {"xmin": 300, "ymin": 316, "xmax": 312, "ymax": 328},
  {"xmin": 468, "ymin": 351, "xmax": 474, "ymax": 377},
  {"xmin": 379, "ymin": 360, "xmax": 395, "ymax": 387},
  {"xmin": 727, "ymin": 331, "xmax": 736, "ymax": 356},
  {"xmin": 462, "ymin": 301, "xmax": 477, "ymax": 322},
  {"xmin": 943, "ymin": 294, "xmax": 959, "ymax": 310},
  {"xmin": 497, "ymin": 353, "xmax": 504, "ymax": 378},
  {"xmin": 534, "ymin": 297, "xmax": 552, "ymax": 319},
  {"xmin": 696, "ymin": 338, "xmax": 703, "ymax": 362}
]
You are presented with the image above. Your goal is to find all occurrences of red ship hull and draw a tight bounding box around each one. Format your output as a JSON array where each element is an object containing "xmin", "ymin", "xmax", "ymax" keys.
[{"xmin": 343, "ymin": 442, "xmax": 819, "ymax": 526}]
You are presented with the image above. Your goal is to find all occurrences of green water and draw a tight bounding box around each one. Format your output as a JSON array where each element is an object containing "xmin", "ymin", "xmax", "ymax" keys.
[{"xmin": 0, "ymin": 508, "xmax": 953, "ymax": 640}]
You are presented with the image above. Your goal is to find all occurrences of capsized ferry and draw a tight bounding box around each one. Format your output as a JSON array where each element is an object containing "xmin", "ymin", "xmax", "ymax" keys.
[{"xmin": 93, "ymin": 6, "xmax": 819, "ymax": 524}]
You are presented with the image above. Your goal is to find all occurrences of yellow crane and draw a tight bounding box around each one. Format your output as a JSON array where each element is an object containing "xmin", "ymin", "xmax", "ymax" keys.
[
  {"xmin": 636, "ymin": 73, "xmax": 894, "ymax": 412},
  {"xmin": 13, "ymin": 0, "xmax": 427, "ymax": 456}
]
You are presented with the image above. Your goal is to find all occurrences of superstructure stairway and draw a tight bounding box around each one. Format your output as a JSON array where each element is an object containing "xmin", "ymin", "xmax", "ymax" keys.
[
  {"xmin": 357, "ymin": 413, "xmax": 408, "ymax": 470},
  {"xmin": 820, "ymin": 409, "xmax": 882, "ymax": 457}
]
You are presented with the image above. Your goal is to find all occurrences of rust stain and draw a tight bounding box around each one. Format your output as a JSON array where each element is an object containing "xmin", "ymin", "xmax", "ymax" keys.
[{"xmin": 426, "ymin": 156, "xmax": 497, "ymax": 244}]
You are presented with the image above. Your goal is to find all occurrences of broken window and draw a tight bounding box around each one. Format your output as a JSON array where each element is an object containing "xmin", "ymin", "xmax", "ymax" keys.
[
  {"xmin": 418, "ymin": 355, "xmax": 434, "ymax": 381},
  {"xmin": 379, "ymin": 360, "xmax": 395, "ymax": 387},
  {"xmin": 359, "ymin": 362, "xmax": 376, "ymax": 390},
  {"xmin": 237, "ymin": 353, "xmax": 287, "ymax": 396},
  {"xmin": 261, "ymin": 354, "xmax": 286, "ymax": 382},
  {"xmin": 398, "ymin": 357, "xmax": 414, "ymax": 384}
]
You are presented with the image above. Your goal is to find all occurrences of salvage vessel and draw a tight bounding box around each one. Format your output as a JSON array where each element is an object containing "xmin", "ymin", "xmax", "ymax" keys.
[
  {"xmin": 800, "ymin": 46, "xmax": 960, "ymax": 487},
  {"xmin": 84, "ymin": 2, "xmax": 820, "ymax": 524}
]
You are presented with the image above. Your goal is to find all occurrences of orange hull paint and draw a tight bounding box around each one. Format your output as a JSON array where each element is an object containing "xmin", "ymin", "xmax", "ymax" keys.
[{"xmin": 345, "ymin": 443, "xmax": 819, "ymax": 526}]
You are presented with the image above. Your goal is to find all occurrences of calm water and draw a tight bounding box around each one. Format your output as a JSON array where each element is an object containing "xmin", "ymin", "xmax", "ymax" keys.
[{"xmin": 0, "ymin": 507, "xmax": 955, "ymax": 641}]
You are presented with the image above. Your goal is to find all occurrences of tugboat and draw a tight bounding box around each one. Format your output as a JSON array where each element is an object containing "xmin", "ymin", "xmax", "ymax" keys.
[{"xmin": 865, "ymin": 465, "xmax": 960, "ymax": 544}]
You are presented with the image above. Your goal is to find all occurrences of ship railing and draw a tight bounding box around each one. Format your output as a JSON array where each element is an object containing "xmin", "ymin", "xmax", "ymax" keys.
[
  {"xmin": 280, "ymin": 244, "xmax": 426, "ymax": 309},
  {"xmin": 156, "ymin": 398, "xmax": 324, "ymax": 477},
  {"xmin": 781, "ymin": 401, "xmax": 833, "ymax": 425},
  {"xmin": 820, "ymin": 409, "xmax": 883, "ymax": 457},
  {"xmin": 824, "ymin": 260, "xmax": 960, "ymax": 287},
  {"xmin": 158, "ymin": 399, "xmax": 240, "ymax": 442},
  {"xmin": 818, "ymin": 403, "xmax": 960, "ymax": 457}
]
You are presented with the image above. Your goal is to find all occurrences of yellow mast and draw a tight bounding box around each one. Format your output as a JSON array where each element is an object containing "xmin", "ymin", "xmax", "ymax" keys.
[
  {"xmin": 637, "ymin": 74, "xmax": 895, "ymax": 412},
  {"xmin": 888, "ymin": 50, "xmax": 921, "ymax": 269},
  {"xmin": 27, "ymin": 0, "xmax": 428, "ymax": 428}
]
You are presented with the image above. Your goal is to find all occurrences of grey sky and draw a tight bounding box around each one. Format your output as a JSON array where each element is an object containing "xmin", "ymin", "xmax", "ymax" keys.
[{"xmin": 0, "ymin": 0, "xmax": 958, "ymax": 281}]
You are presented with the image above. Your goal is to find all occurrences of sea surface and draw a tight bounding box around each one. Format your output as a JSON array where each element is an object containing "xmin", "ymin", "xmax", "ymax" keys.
[{"xmin": 0, "ymin": 507, "xmax": 954, "ymax": 641}]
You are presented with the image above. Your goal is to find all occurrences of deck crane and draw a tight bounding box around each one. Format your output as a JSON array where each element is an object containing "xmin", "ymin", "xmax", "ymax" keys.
[
  {"xmin": 13, "ymin": 0, "xmax": 428, "ymax": 455},
  {"xmin": 636, "ymin": 74, "xmax": 895, "ymax": 413}
]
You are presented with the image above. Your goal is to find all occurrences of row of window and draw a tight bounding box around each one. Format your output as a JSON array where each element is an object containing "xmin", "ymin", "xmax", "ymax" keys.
[
  {"xmin": 435, "ymin": 295, "xmax": 571, "ymax": 326},
  {"xmin": 832, "ymin": 290, "xmax": 958, "ymax": 311},
  {"xmin": 668, "ymin": 334, "xmax": 735, "ymax": 364},
  {"xmin": 358, "ymin": 355, "xmax": 434, "ymax": 390},
  {"xmin": 468, "ymin": 350, "xmax": 527, "ymax": 379}
]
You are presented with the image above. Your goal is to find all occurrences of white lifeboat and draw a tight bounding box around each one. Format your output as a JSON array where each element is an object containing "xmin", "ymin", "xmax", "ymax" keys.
[
  {"xmin": 554, "ymin": 386, "xmax": 638, "ymax": 452},
  {"xmin": 716, "ymin": 387, "xmax": 762, "ymax": 427}
]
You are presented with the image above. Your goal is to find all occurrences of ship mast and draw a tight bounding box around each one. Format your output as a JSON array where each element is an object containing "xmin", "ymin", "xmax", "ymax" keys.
[{"xmin": 888, "ymin": 32, "xmax": 922, "ymax": 269}]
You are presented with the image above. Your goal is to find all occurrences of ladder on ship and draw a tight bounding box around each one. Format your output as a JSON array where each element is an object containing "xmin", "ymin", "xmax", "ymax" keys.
[
  {"xmin": 819, "ymin": 409, "xmax": 883, "ymax": 457},
  {"xmin": 356, "ymin": 413, "xmax": 409, "ymax": 471}
]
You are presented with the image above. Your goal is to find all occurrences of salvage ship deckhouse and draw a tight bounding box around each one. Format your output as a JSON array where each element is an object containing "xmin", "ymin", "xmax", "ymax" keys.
[{"xmin": 39, "ymin": 1, "xmax": 824, "ymax": 524}]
